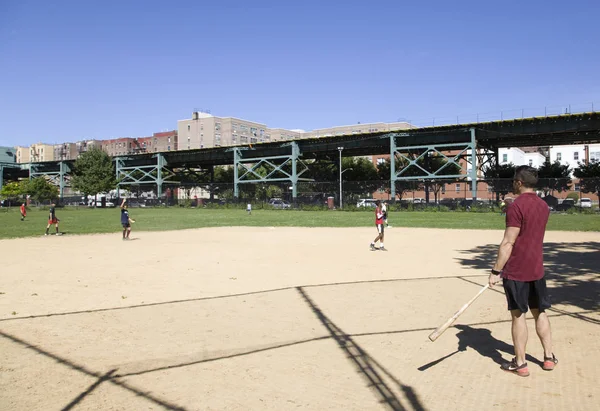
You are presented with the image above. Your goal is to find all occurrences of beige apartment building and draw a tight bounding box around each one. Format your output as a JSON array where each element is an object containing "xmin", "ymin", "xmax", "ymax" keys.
[
  {"xmin": 15, "ymin": 143, "xmax": 55, "ymax": 163},
  {"xmin": 302, "ymin": 121, "xmax": 413, "ymax": 139},
  {"xmin": 178, "ymin": 112, "xmax": 414, "ymax": 149},
  {"xmin": 269, "ymin": 128, "xmax": 302, "ymax": 142},
  {"xmin": 178, "ymin": 112, "xmax": 271, "ymax": 149},
  {"xmin": 15, "ymin": 146, "xmax": 30, "ymax": 163}
]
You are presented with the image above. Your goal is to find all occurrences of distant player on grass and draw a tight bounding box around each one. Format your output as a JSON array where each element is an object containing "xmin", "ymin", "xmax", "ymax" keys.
[
  {"xmin": 120, "ymin": 199, "xmax": 136, "ymax": 240},
  {"xmin": 370, "ymin": 200, "xmax": 386, "ymax": 251},
  {"xmin": 488, "ymin": 166, "xmax": 557, "ymax": 377},
  {"xmin": 45, "ymin": 202, "xmax": 60, "ymax": 235},
  {"xmin": 20, "ymin": 203, "xmax": 27, "ymax": 221}
]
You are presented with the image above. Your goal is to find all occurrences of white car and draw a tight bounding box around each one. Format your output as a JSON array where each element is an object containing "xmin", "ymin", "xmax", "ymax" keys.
[
  {"xmin": 90, "ymin": 200, "xmax": 115, "ymax": 208},
  {"xmin": 356, "ymin": 199, "xmax": 377, "ymax": 208},
  {"xmin": 268, "ymin": 199, "xmax": 291, "ymax": 209},
  {"xmin": 579, "ymin": 198, "xmax": 592, "ymax": 208}
]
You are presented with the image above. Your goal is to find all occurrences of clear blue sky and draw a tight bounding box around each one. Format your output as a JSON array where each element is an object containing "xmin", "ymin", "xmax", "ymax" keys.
[{"xmin": 1, "ymin": 0, "xmax": 599, "ymax": 147}]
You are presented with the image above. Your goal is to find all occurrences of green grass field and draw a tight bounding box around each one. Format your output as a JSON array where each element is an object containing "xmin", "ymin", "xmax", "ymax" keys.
[{"xmin": 0, "ymin": 206, "xmax": 598, "ymax": 239}]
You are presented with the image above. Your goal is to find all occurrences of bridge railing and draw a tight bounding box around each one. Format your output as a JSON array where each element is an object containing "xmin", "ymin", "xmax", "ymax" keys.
[{"xmin": 401, "ymin": 101, "xmax": 598, "ymax": 128}]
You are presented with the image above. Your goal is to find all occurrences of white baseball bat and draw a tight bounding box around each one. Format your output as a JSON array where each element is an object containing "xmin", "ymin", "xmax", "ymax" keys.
[{"xmin": 428, "ymin": 284, "xmax": 489, "ymax": 342}]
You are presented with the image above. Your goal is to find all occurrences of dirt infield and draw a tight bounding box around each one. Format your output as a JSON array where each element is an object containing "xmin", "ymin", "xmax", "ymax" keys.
[{"xmin": 0, "ymin": 227, "xmax": 598, "ymax": 411}]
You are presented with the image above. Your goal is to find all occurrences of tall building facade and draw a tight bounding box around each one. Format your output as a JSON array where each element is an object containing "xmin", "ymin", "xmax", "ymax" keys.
[{"xmin": 178, "ymin": 112, "xmax": 270, "ymax": 150}]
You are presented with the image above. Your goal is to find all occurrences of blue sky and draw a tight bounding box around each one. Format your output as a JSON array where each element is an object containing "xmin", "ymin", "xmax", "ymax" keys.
[{"xmin": 1, "ymin": 0, "xmax": 599, "ymax": 146}]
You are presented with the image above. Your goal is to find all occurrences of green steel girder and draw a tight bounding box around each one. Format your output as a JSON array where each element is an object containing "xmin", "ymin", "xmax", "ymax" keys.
[
  {"xmin": 233, "ymin": 141, "xmax": 310, "ymax": 200},
  {"xmin": 115, "ymin": 154, "xmax": 175, "ymax": 198},
  {"xmin": 29, "ymin": 161, "xmax": 71, "ymax": 199},
  {"xmin": 390, "ymin": 128, "xmax": 484, "ymax": 200}
]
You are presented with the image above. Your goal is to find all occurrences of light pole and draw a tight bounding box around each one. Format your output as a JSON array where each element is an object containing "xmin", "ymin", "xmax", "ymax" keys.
[{"xmin": 338, "ymin": 147, "xmax": 352, "ymax": 209}]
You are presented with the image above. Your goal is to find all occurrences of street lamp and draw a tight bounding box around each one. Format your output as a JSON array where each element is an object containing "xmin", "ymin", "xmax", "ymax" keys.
[{"xmin": 338, "ymin": 147, "xmax": 352, "ymax": 209}]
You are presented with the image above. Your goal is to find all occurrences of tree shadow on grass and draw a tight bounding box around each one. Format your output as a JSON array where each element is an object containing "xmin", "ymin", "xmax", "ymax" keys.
[{"xmin": 455, "ymin": 242, "xmax": 600, "ymax": 312}]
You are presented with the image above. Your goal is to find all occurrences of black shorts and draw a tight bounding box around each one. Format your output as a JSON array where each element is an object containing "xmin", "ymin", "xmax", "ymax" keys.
[
  {"xmin": 502, "ymin": 278, "xmax": 551, "ymax": 313},
  {"xmin": 376, "ymin": 224, "xmax": 384, "ymax": 234},
  {"xmin": 122, "ymin": 223, "xmax": 131, "ymax": 228}
]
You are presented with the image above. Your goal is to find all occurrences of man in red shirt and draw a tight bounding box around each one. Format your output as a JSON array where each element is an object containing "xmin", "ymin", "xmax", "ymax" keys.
[
  {"xmin": 20, "ymin": 203, "xmax": 27, "ymax": 221},
  {"xmin": 370, "ymin": 200, "xmax": 386, "ymax": 251},
  {"xmin": 489, "ymin": 166, "xmax": 557, "ymax": 377}
]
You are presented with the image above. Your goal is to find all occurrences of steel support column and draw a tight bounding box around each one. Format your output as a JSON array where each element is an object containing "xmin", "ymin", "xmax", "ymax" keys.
[
  {"xmin": 291, "ymin": 141, "xmax": 299, "ymax": 202},
  {"xmin": 470, "ymin": 128, "xmax": 478, "ymax": 200},
  {"xmin": 390, "ymin": 136, "xmax": 397, "ymax": 202},
  {"xmin": 156, "ymin": 153, "xmax": 165, "ymax": 199},
  {"xmin": 59, "ymin": 161, "xmax": 68, "ymax": 199},
  {"xmin": 0, "ymin": 165, "xmax": 4, "ymax": 192},
  {"xmin": 233, "ymin": 148, "xmax": 240, "ymax": 200},
  {"xmin": 115, "ymin": 158, "xmax": 122, "ymax": 199}
]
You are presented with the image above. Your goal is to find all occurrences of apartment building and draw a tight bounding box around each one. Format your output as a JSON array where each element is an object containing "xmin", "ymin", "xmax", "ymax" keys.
[
  {"xmin": 549, "ymin": 144, "xmax": 600, "ymax": 173},
  {"xmin": 178, "ymin": 112, "xmax": 270, "ymax": 149},
  {"xmin": 303, "ymin": 121, "xmax": 412, "ymax": 139},
  {"xmin": 76, "ymin": 140, "xmax": 100, "ymax": 155},
  {"xmin": 131, "ymin": 131, "xmax": 177, "ymax": 154},
  {"xmin": 499, "ymin": 147, "xmax": 546, "ymax": 168},
  {"xmin": 54, "ymin": 143, "xmax": 79, "ymax": 161},
  {"xmin": 15, "ymin": 143, "xmax": 56, "ymax": 163},
  {"xmin": 15, "ymin": 146, "xmax": 30, "ymax": 163},
  {"xmin": 269, "ymin": 128, "xmax": 302, "ymax": 142},
  {"xmin": 101, "ymin": 138, "xmax": 136, "ymax": 156}
]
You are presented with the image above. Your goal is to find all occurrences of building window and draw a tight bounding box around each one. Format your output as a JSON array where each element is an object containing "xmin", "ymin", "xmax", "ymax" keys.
[
  {"xmin": 187, "ymin": 125, "xmax": 190, "ymax": 131},
  {"xmin": 574, "ymin": 183, "xmax": 580, "ymax": 191},
  {"xmin": 528, "ymin": 159, "xmax": 533, "ymax": 166},
  {"xmin": 502, "ymin": 154, "xmax": 508, "ymax": 163},
  {"xmin": 590, "ymin": 151, "xmax": 600, "ymax": 162},
  {"xmin": 167, "ymin": 146, "xmax": 171, "ymax": 151},
  {"xmin": 574, "ymin": 152, "xmax": 579, "ymax": 161},
  {"xmin": 441, "ymin": 184, "xmax": 446, "ymax": 194},
  {"xmin": 377, "ymin": 158, "xmax": 385, "ymax": 165},
  {"xmin": 250, "ymin": 137, "xmax": 257, "ymax": 143},
  {"xmin": 556, "ymin": 152, "xmax": 562, "ymax": 161},
  {"xmin": 455, "ymin": 184, "xmax": 461, "ymax": 193}
]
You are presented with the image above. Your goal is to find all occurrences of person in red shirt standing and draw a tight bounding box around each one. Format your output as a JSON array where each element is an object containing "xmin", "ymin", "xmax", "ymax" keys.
[
  {"xmin": 370, "ymin": 200, "xmax": 386, "ymax": 251},
  {"xmin": 488, "ymin": 166, "xmax": 557, "ymax": 377},
  {"xmin": 20, "ymin": 203, "xmax": 27, "ymax": 221}
]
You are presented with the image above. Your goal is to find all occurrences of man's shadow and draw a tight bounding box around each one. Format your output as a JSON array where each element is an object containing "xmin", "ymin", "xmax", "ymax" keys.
[{"xmin": 419, "ymin": 325, "xmax": 543, "ymax": 371}]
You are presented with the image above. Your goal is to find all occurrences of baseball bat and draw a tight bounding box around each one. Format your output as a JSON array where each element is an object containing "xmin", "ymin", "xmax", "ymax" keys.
[{"xmin": 428, "ymin": 283, "xmax": 489, "ymax": 342}]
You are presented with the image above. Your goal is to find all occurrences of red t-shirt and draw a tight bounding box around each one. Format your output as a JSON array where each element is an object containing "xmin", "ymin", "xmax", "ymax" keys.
[
  {"xmin": 502, "ymin": 192, "xmax": 550, "ymax": 281},
  {"xmin": 20, "ymin": 205, "xmax": 26, "ymax": 215},
  {"xmin": 375, "ymin": 207, "xmax": 384, "ymax": 225}
]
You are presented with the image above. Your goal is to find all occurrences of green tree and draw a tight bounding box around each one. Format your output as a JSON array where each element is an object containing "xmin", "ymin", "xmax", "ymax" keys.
[
  {"xmin": 483, "ymin": 163, "xmax": 517, "ymax": 199},
  {"xmin": 21, "ymin": 177, "xmax": 59, "ymax": 204},
  {"xmin": 574, "ymin": 161, "xmax": 600, "ymax": 200},
  {"xmin": 536, "ymin": 160, "xmax": 571, "ymax": 195},
  {"xmin": 0, "ymin": 181, "xmax": 23, "ymax": 200},
  {"xmin": 71, "ymin": 147, "xmax": 117, "ymax": 205}
]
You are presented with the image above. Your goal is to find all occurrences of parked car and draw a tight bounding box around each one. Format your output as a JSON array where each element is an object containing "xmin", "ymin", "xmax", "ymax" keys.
[
  {"xmin": 356, "ymin": 198, "xmax": 377, "ymax": 208},
  {"xmin": 579, "ymin": 198, "xmax": 592, "ymax": 208},
  {"xmin": 89, "ymin": 199, "xmax": 116, "ymax": 208},
  {"xmin": 555, "ymin": 199, "xmax": 575, "ymax": 211},
  {"xmin": 268, "ymin": 199, "xmax": 291, "ymax": 209}
]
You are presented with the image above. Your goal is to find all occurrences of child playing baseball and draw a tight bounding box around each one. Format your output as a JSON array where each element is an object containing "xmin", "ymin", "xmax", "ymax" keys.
[{"xmin": 120, "ymin": 199, "xmax": 136, "ymax": 240}]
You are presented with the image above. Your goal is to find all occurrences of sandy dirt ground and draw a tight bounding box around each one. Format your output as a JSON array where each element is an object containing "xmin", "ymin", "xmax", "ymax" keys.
[{"xmin": 0, "ymin": 227, "xmax": 598, "ymax": 411}]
